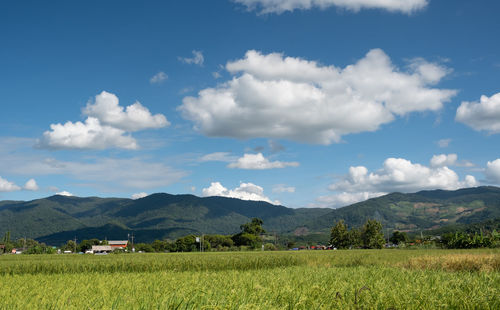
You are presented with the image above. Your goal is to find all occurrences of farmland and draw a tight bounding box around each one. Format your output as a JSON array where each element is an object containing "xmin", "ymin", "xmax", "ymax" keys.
[{"xmin": 1, "ymin": 249, "xmax": 499, "ymax": 309}]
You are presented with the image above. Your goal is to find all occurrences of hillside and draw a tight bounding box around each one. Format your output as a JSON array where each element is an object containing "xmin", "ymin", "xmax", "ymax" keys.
[
  {"xmin": 1, "ymin": 186, "xmax": 500, "ymax": 245},
  {"xmin": 0, "ymin": 194, "xmax": 331, "ymax": 244},
  {"xmin": 303, "ymin": 186, "xmax": 500, "ymax": 233}
]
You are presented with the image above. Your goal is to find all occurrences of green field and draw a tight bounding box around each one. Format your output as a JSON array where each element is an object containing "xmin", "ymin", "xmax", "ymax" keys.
[{"xmin": 1, "ymin": 250, "xmax": 499, "ymax": 309}]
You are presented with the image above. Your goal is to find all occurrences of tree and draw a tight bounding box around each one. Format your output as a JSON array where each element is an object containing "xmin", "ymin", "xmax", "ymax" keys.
[
  {"xmin": 329, "ymin": 220, "xmax": 350, "ymax": 249},
  {"xmin": 151, "ymin": 239, "xmax": 168, "ymax": 252},
  {"xmin": 390, "ymin": 231, "xmax": 408, "ymax": 245},
  {"xmin": 204, "ymin": 234, "xmax": 234, "ymax": 249},
  {"xmin": 348, "ymin": 227, "xmax": 362, "ymax": 248},
  {"xmin": 361, "ymin": 219, "xmax": 385, "ymax": 249},
  {"xmin": 232, "ymin": 218, "xmax": 265, "ymax": 249},
  {"xmin": 62, "ymin": 240, "xmax": 77, "ymax": 252},
  {"xmin": 78, "ymin": 239, "xmax": 100, "ymax": 252},
  {"xmin": 175, "ymin": 235, "xmax": 197, "ymax": 252},
  {"xmin": 240, "ymin": 218, "xmax": 266, "ymax": 235}
]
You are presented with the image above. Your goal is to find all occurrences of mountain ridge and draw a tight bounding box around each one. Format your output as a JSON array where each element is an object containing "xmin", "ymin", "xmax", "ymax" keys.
[{"xmin": 1, "ymin": 186, "xmax": 499, "ymax": 245}]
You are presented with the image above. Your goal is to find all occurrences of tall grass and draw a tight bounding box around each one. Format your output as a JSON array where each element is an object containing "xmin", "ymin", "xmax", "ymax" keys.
[
  {"xmin": 404, "ymin": 253, "xmax": 500, "ymax": 272},
  {"xmin": 0, "ymin": 250, "xmax": 498, "ymax": 309}
]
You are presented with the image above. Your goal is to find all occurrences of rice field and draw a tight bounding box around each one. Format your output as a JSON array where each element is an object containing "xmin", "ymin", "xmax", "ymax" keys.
[{"xmin": 1, "ymin": 249, "xmax": 499, "ymax": 309}]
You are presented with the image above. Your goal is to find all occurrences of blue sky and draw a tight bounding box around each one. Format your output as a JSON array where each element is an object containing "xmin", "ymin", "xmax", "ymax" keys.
[{"xmin": 1, "ymin": 0, "xmax": 499, "ymax": 208}]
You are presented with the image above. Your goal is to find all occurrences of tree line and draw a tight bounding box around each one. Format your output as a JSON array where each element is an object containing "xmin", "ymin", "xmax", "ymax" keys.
[
  {"xmin": 328, "ymin": 218, "xmax": 499, "ymax": 249},
  {"xmin": 3, "ymin": 217, "xmax": 499, "ymax": 254}
]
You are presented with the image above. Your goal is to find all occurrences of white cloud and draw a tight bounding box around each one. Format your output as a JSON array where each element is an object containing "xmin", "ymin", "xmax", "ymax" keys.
[
  {"xmin": 150, "ymin": 71, "xmax": 168, "ymax": 84},
  {"xmin": 485, "ymin": 159, "xmax": 500, "ymax": 184},
  {"xmin": 131, "ymin": 192, "xmax": 148, "ymax": 200},
  {"xmin": 272, "ymin": 184, "xmax": 295, "ymax": 193},
  {"xmin": 180, "ymin": 49, "xmax": 455, "ymax": 144},
  {"xmin": 315, "ymin": 191, "xmax": 384, "ymax": 208},
  {"xmin": 437, "ymin": 138, "xmax": 451, "ymax": 148},
  {"xmin": 199, "ymin": 152, "xmax": 238, "ymax": 163},
  {"xmin": 212, "ymin": 71, "xmax": 222, "ymax": 79},
  {"xmin": 456, "ymin": 92, "xmax": 500, "ymax": 133},
  {"xmin": 40, "ymin": 117, "xmax": 138, "ymax": 150},
  {"xmin": 0, "ymin": 176, "xmax": 21, "ymax": 192},
  {"xmin": 178, "ymin": 50, "xmax": 204, "ymax": 66},
  {"xmin": 83, "ymin": 91, "xmax": 169, "ymax": 132},
  {"xmin": 430, "ymin": 154, "xmax": 457, "ymax": 167},
  {"xmin": 330, "ymin": 158, "xmax": 477, "ymax": 193},
  {"xmin": 39, "ymin": 91, "xmax": 168, "ymax": 150},
  {"xmin": 56, "ymin": 191, "xmax": 73, "ymax": 196},
  {"xmin": 228, "ymin": 153, "xmax": 299, "ymax": 169},
  {"xmin": 319, "ymin": 156, "xmax": 480, "ymax": 208},
  {"xmin": 233, "ymin": 0, "xmax": 428, "ymax": 14},
  {"xmin": 23, "ymin": 178, "xmax": 39, "ymax": 191},
  {"xmin": 330, "ymin": 158, "xmax": 478, "ymax": 194},
  {"xmin": 202, "ymin": 181, "xmax": 278, "ymax": 204}
]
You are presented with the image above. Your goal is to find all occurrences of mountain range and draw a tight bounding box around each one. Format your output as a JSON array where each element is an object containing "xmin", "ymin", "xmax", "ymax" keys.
[{"xmin": 1, "ymin": 186, "xmax": 499, "ymax": 245}]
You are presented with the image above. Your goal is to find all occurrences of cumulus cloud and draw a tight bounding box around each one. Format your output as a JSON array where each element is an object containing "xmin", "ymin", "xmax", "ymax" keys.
[
  {"xmin": 0, "ymin": 176, "xmax": 21, "ymax": 192},
  {"xmin": 456, "ymin": 92, "xmax": 500, "ymax": 133},
  {"xmin": 233, "ymin": 0, "xmax": 429, "ymax": 14},
  {"xmin": 56, "ymin": 191, "xmax": 73, "ymax": 196},
  {"xmin": 202, "ymin": 181, "xmax": 278, "ymax": 204},
  {"xmin": 131, "ymin": 192, "xmax": 148, "ymax": 200},
  {"xmin": 180, "ymin": 49, "xmax": 455, "ymax": 144},
  {"xmin": 272, "ymin": 184, "xmax": 295, "ymax": 193},
  {"xmin": 330, "ymin": 158, "xmax": 478, "ymax": 194},
  {"xmin": 39, "ymin": 91, "xmax": 168, "ymax": 150},
  {"xmin": 228, "ymin": 153, "xmax": 299, "ymax": 169},
  {"xmin": 485, "ymin": 159, "xmax": 500, "ymax": 184},
  {"xmin": 40, "ymin": 117, "xmax": 138, "ymax": 150},
  {"xmin": 178, "ymin": 50, "xmax": 204, "ymax": 66},
  {"xmin": 319, "ymin": 156, "xmax": 479, "ymax": 208},
  {"xmin": 150, "ymin": 71, "xmax": 168, "ymax": 84},
  {"xmin": 23, "ymin": 178, "xmax": 39, "ymax": 191},
  {"xmin": 430, "ymin": 154, "xmax": 457, "ymax": 167},
  {"xmin": 83, "ymin": 91, "xmax": 169, "ymax": 132}
]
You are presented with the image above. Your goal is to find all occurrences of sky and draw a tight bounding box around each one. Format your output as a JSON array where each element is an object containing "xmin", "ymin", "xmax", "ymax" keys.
[{"xmin": 1, "ymin": 0, "xmax": 499, "ymax": 208}]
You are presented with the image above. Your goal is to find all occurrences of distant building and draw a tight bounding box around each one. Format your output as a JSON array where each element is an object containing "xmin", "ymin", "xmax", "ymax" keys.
[
  {"xmin": 108, "ymin": 240, "xmax": 128, "ymax": 249},
  {"xmin": 91, "ymin": 245, "xmax": 113, "ymax": 254}
]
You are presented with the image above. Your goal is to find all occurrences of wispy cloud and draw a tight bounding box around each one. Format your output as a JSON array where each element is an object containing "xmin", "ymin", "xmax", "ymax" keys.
[
  {"xmin": 150, "ymin": 71, "xmax": 168, "ymax": 84},
  {"xmin": 178, "ymin": 50, "xmax": 204, "ymax": 66}
]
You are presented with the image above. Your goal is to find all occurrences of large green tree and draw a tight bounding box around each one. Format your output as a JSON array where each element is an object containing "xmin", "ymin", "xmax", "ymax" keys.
[
  {"xmin": 240, "ymin": 218, "xmax": 266, "ymax": 235},
  {"xmin": 361, "ymin": 219, "xmax": 385, "ymax": 249},
  {"xmin": 390, "ymin": 231, "xmax": 408, "ymax": 245},
  {"xmin": 329, "ymin": 220, "xmax": 350, "ymax": 249},
  {"xmin": 232, "ymin": 218, "xmax": 265, "ymax": 248}
]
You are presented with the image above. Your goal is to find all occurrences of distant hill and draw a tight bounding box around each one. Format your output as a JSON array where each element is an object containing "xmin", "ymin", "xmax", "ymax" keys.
[
  {"xmin": 302, "ymin": 186, "xmax": 500, "ymax": 233},
  {"xmin": 0, "ymin": 193, "xmax": 330, "ymax": 244},
  {"xmin": 1, "ymin": 186, "xmax": 499, "ymax": 245}
]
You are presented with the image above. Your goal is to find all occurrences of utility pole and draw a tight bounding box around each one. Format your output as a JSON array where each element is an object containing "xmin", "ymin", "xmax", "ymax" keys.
[
  {"xmin": 131, "ymin": 233, "xmax": 135, "ymax": 252},
  {"xmin": 74, "ymin": 236, "xmax": 77, "ymax": 253}
]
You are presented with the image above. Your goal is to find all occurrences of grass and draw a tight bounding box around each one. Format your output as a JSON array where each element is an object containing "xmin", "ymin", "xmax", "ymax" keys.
[{"xmin": 0, "ymin": 249, "xmax": 499, "ymax": 309}]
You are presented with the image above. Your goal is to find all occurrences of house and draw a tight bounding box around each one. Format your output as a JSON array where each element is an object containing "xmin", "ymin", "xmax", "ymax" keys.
[
  {"xmin": 108, "ymin": 240, "xmax": 128, "ymax": 249},
  {"xmin": 91, "ymin": 245, "xmax": 113, "ymax": 254}
]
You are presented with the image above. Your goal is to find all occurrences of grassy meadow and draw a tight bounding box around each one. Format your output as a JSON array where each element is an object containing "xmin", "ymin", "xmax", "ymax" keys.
[{"xmin": 0, "ymin": 249, "xmax": 499, "ymax": 309}]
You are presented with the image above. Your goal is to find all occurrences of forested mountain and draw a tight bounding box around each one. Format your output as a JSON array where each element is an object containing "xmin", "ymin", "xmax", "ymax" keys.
[
  {"xmin": 1, "ymin": 186, "xmax": 499, "ymax": 245},
  {"xmin": 303, "ymin": 186, "xmax": 500, "ymax": 233},
  {"xmin": 0, "ymin": 193, "xmax": 330, "ymax": 244}
]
